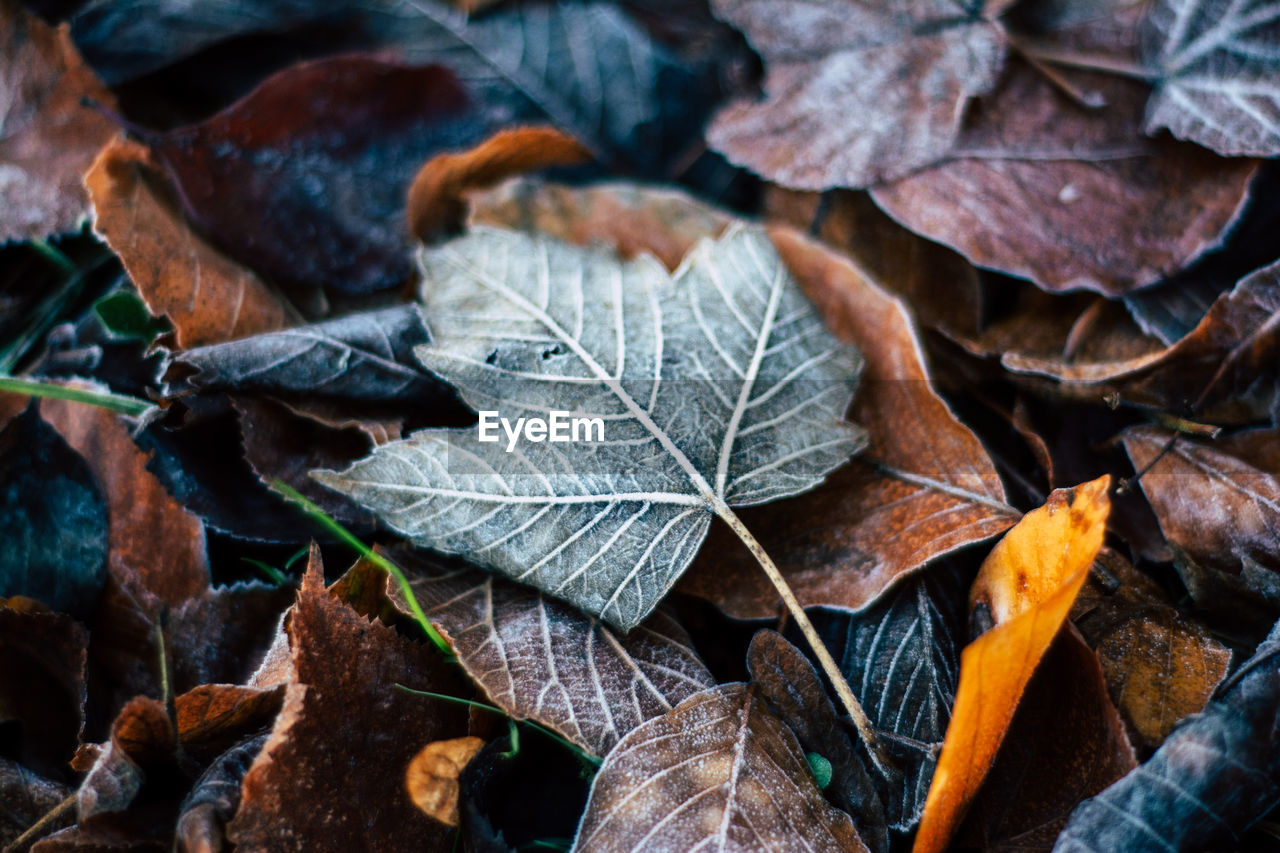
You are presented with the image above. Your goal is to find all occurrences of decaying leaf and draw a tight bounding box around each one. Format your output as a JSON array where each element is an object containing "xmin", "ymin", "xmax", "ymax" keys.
[
  {"xmin": 680, "ymin": 227, "xmax": 1014, "ymax": 615},
  {"xmin": 0, "ymin": 404, "xmax": 107, "ymax": 616},
  {"xmin": 573, "ymin": 683, "xmax": 868, "ymax": 853},
  {"xmin": 1142, "ymin": 0, "xmax": 1280, "ymax": 157},
  {"xmin": 1123, "ymin": 425, "xmax": 1280, "ymax": 623},
  {"xmin": 1073, "ymin": 550, "xmax": 1232, "ymax": 750},
  {"xmin": 747, "ymin": 631, "xmax": 888, "ymax": 853},
  {"xmin": 706, "ymin": 0, "xmax": 1009, "ymax": 189},
  {"xmin": 0, "ymin": 0, "xmax": 118, "ymax": 243},
  {"xmin": 176, "ymin": 733, "xmax": 266, "ymax": 853},
  {"xmin": 1055, "ymin": 619, "xmax": 1280, "ymax": 852},
  {"xmin": 315, "ymin": 225, "xmax": 866, "ymax": 631},
  {"xmin": 392, "ymin": 552, "xmax": 716, "ymax": 756},
  {"xmin": 914, "ymin": 476, "xmax": 1111, "ymax": 853},
  {"xmin": 405, "ymin": 736, "xmax": 485, "ymax": 827},
  {"xmin": 1, "ymin": 756, "xmax": 74, "ymax": 849},
  {"xmin": 226, "ymin": 547, "xmax": 468, "ymax": 851},
  {"xmin": 408, "ymin": 126, "xmax": 592, "ymax": 243},
  {"xmin": 84, "ymin": 137, "xmax": 299, "ymax": 350},
  {"xmin": 956, "ymin": 627, "xmax": 1136, "ymax": 851}
]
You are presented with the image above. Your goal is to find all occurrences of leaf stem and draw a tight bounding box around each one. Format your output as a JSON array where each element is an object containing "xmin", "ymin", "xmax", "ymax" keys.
[
  {"xmin": 712, "ymin": 499, "xmax": 896, "ymax": 774},
  {"xmin": 0, "ymin": 376, "xmax": 153, "ymax": 416},
  {"xmin": 270, "ymin": 481, "xmax": 454, "ymax": 659},
  {"xmin": 1008, "ymin": 36, "xmax": 1157, "ymax": 82}
]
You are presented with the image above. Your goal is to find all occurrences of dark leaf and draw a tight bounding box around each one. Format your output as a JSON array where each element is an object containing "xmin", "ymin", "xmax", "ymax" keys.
[
  {"xmin": 0, "ymin": 756, "xmax": 74, "ymax": 849},
  {"xmin": 573, "ymin": 683, "xmax": 868, "ymax": 853},
  {"xmin": 0, "ymin": 405, "xmax": 107, "ymax": 616},
  {"xmin": 1055, "ymin": 619, "xmax": 1280, "ymax": 852},
  {"xmin": 175, "ymin": 734, "xmax": 266, "ymax": 853}
]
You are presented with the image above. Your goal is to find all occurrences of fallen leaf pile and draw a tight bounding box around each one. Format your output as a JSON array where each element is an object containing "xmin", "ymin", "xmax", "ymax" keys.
[{"xmin": 1, "ymin": 0, "xmax": 1279, "ymax": 850}]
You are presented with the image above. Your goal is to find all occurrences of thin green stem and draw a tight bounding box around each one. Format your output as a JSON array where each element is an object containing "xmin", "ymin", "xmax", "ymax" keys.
[
  {"xmin": 0, "ymin": 376, "xmax": 152, "ymax": 416},
  {"xmin": 395, "ymin": 685, "xmax": 600, "ymax": 769},
  {"xmin": 28, "ymin": 238, "xmax": 77, "ymax": 276},
  {"xmin": 271, "ymin": 481, "xmax": 454, "ymax": 658}
]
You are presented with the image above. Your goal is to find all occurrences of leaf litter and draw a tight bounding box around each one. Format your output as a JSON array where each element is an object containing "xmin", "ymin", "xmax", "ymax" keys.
[{"xmin": 3, "ymin": 2, "xmax": 1280, "ymax": 850}]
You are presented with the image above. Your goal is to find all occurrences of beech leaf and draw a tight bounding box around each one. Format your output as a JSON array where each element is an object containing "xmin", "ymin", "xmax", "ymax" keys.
[
  {"xmin": 1142, "ymin": 0, "xmax": 1280, "ymax": 157},
  {"xmin": 315, "ymin": 225, "xmax": 866, "ymax": 631},
  {"xmin": 572, "ymin": 683, "xmax": 868, "ymax": 853}
]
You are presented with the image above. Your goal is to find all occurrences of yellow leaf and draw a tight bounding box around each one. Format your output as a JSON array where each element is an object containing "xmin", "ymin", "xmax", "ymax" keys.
[
  {"xmin": 405, "ymin": 736, "xmax": 486, "ymax": 827},
  {"xmin": 912, "ymin": 475, "xmax": 1110, "ymax": 853}
]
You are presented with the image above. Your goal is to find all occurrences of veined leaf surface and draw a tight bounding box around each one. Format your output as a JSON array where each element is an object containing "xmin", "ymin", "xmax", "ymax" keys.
[{"xmin": 315, "ymin": 225, "xmax": 865, "ymax": 630}]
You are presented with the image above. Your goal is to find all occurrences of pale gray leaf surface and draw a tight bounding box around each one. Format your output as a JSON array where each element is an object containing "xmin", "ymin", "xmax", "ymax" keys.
[
  {"xmin": 1054, "ymin": 619, "xmax": 1280, "ymax": 852},
  {"xmin": 572, "ymin": 683, "xmax": 868, "ymax": 853},
  {"xmin": 393, "ymin": 550, "xmax": 715, "ymax": 756},
  {"xmin": 315, "ymin": 226, "xmax": 865, "ymax": 630},
  {"xmin": 1142, "ymin": 0, "xmax": 1280, "ymax": 156},
  {"xmin": 706, "ymin": 0, "xmax": 1008, "ymax": 189}
]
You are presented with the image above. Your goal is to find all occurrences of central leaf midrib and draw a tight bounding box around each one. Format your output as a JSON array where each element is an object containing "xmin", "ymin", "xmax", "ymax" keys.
[{"xmin": 441, "ymin": 244, "xmax": 729, "ymax": 508}]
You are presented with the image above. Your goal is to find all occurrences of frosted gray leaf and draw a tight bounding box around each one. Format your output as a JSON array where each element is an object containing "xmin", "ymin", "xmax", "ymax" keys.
[
  {"xmin": 1142, "ymin": 0, "xmax": 1280, "ymax": 156},
  {"xmin": 391, "ymin": 550, "xmax": 715, "ymax": 756},
  {"xmin": 706, "ymin": 0, "xmax": 1009, "ymax": 189},
  {"xmin": 315, "ymin": 225, "xmax": 865, "ymax": 631},
  {"xmin": 572, "ymin": 683, "xmax": 869, "ymax": 853}
]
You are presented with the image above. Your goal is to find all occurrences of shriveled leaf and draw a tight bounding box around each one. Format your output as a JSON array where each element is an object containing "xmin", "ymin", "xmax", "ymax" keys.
[
  {"xmin": 408, "ymin": 126, "xmax": 592, "ymax": 243},
  {"xmin": 747, "ymin": 630, "xmax": 888, "ymax": 853},
  {"xmin": 706, "ymin": 0, "xmax": 1008, "ymax": 189},
  {"xmin": 809, "ymin": 565, "xmax": 968, "ymax": 833},
  {"xmin": 956, "ymin": 628, "xmax": 1136, "ymax": 851},
  {"xmin": 170, "ymin": 305, "xmax": 445, "ymax": 407},
  {"xmin": 572, "ymin": 683, "xmax": 868, "ymax": 853},
  {"xmin": 176, "ymin": 734, "xmax": 266, "ymax": 853},
  {"xmin": 393, "ymin": 551, "xmax": 716, "ymax": 756},
  {"xmin": 1073, "ymin": 550, "xmax": 1232, "ymax": 750},
  {"xmin": 0, "ymin": 602, "xmax": 89, "ymax": 780},
  {"xmin": 405, "ymin": 736, "xmax": 485, "ymax": 827},
  {"xmin": 1123, "ymin": 425, "xmax": 1280, "ymax": 623},
  {"xmin": 316, "ymin": 225, "xmax": 866, "ymax": 631},
  {"xmin": 145, "ymin": 56, "xmax": 472, "ymax": 298},
  {"xmin": 84, "ymin": 138, "xmax": 298, "ymax": 349},
  {"xmin": 913, "ymin": 477, "xmax": 1111, "ymax": 853},
  {"xmin": 0, "ymin": 405, "xmax": 107, "ymax": 616},
  {"xmin": 681, "ymin": 228, "xmax": 1014, "ymax": 615},
  {"xmin": 870, "ymin": 59, "xmax": 1259, "ymax": 296},
  {"xmin": 1055, "ymin": 619, "xmax": 1280, "ymax": 852},
  {"xmin": 226, "ymin": 547, "xmax": 468, "ymax": 851},
  {"xmin": 0, "ymin": 0, "xmax": 118, "ymax": 242},
  {"xmin": 1142, "ymin": 0, "xmax": 1280, "ymax": 156}
]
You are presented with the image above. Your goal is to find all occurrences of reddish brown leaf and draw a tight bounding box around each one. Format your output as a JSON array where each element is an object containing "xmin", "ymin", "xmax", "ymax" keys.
[
  {"xmin": 226, "ymin": 547, "xmax": 468, "ymax": 851},
  {"xmin": 408, "ymin": 126, "xmax": 592, "ymax": 243},
  {"xmin": 404, "ymin": 736, "xmax": 485, "ymax": 827},
  {"xmin": 84, "ymin": 137, "xmax": 298, "ymax": 350},
  {"xmin": 913, "ymin": 476, "xmax": 1110, "ymax": 853},
  {"xmin": 706, "ymin": 0, "xmax": 1010, "ymax": 189},
  {"xmin": 108, "ymin": 696, "xmax": 173, "ymax": 768},
  {"xmin": 1123, "ymin": 425, "xmax": 1280, "ymax": 624},
  {"xmin": 173, "ymin": 684, "xmax": 283, "ymax": 765},
  {"xmin": 955, "ymin": 627, "xmax": 1136, "ymax": 851},
  {"xmin": 680, "ymin": 227, "xmax": 1015, "ymax": 615},
  {"xmin": 870, "ymin": 60, "xmax": 1259, "ymax": 297},
  {"xmin": 0, "ymin": 0, "xmax": 118, "ymax": 242},
  {"xmin": 1073, "ymin": 550, "xmax": 1232, "ymax": 750}
]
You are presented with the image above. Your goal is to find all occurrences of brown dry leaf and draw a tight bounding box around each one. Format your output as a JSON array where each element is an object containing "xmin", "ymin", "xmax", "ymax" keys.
[
  {"xmin": 955, "ymin": 627, "xmax": 1136, "ymax": 850},
  {"xmin": 679, "ymin": 227, "xmax": 1015, "ymax": 616},
  {"xmin": 0, "ymin": 0, "xmax": 118, "ymax": 242},
  {"xmin": 84, "ymin": 137, "xmax": 298, "ymax": 349},
  {"xmin": 912, "ymin": 476, "xmax": 1111, "ymax": 853},
  {"xmin": 870, "ymin": 60, "xmax": 1259, "ymax": 297},
  {"xmin": 1073, "ymin": 550, "xmax": 1232, "ymax": 750},
  {"xmin": 706, "ymin": 0, "xmax": 1010, "ymax": 189},
  {"xmin": 391, "ymin": 550, "xmax": 715, "ymax": 756},
  {"xmin": 404, "ymin": 736, "xmax": 485, "ymax": 827},
  {"xmin": 469, "ymin": 177, "xmax": 733, "ymax": 271},
  {"xmin": 1, "ymin": 756, "xmax": 74, "ymax": 849},
  {"xmin": 573, "ymin": 683, "xmax": 868, "ymax": 853},
  {"xmin": 408, "ymin": 126, "xmax": 591, "ymax": 242},
  {"xmin": 173, "ymin": 684, "xmax": 283, "ymax": 764},
  {"xmin": 226, "ymin": 546, "xmax": 468, "ymax": 851},
  {"xmin": 1123, "ymin": 425, "xmax": 1280, "ymax": 624}
]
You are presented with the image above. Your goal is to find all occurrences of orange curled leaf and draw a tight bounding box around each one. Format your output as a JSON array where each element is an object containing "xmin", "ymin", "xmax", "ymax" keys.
[
  {"xmin": 407, "ymin": 126, "xmax": 592, "ymax": 243},
  {"xmin": 405, "ymin": 736, "xmax": 486, "ymax": 827},
  {"xmin": 912, "ymin": 475, "xmax": 1111, "ymax": 853}
]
